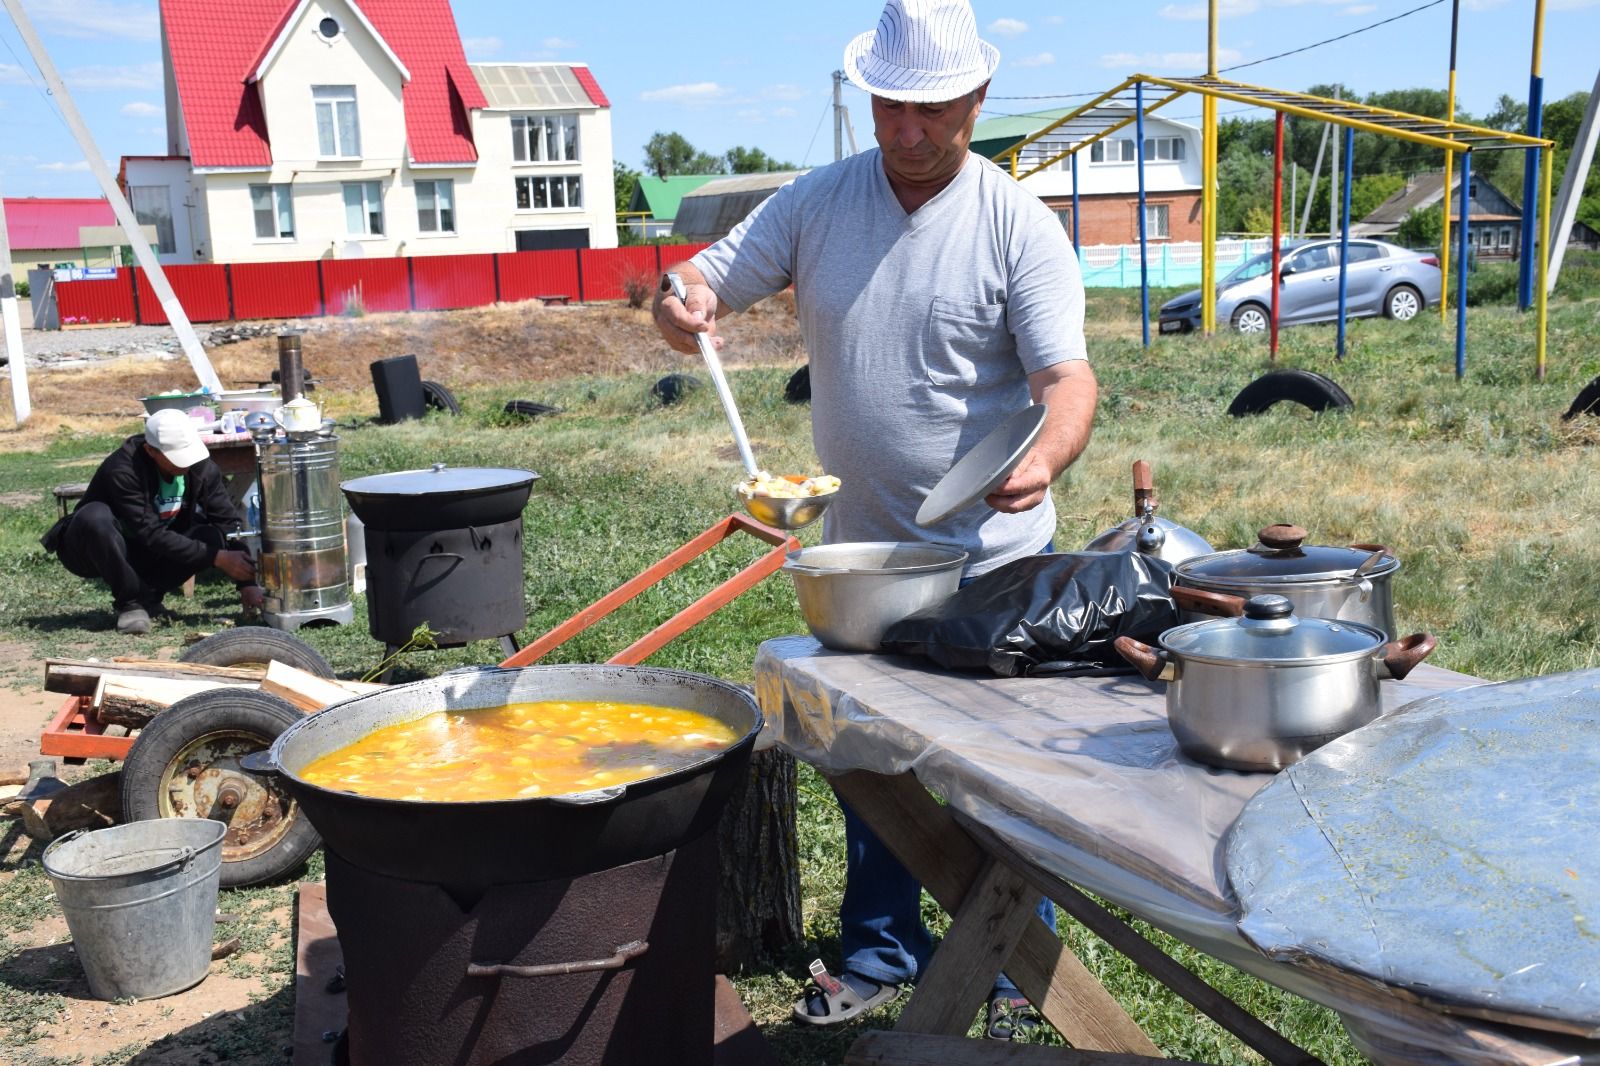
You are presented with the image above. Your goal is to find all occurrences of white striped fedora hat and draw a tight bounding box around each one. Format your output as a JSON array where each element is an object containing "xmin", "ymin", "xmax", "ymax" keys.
[{"xmin": 843, "ymin": 0, "xmax": 1000, "ymax": 103}]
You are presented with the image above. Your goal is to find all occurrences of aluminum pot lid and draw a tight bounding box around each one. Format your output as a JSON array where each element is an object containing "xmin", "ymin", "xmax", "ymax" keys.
[
  {"xmin": 1162, "ymin": 594, "xmax": 1385, "ymax": 662},
  {"xmin": 341, "ymin": 464, "xmax": 537, "ymax": 497},
  {"xmin": 1175, "ymin": 524, "xmax": 1398, "ymax": 586}
]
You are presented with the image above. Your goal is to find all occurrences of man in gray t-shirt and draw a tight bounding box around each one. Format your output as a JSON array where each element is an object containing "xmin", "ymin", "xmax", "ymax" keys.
[{"xmin": 653, "ymin": 0, "xmax": 1098, "ymax": 1035}]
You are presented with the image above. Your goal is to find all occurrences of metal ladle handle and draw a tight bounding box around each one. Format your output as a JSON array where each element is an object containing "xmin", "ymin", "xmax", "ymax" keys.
[{"xmin": 664, "ymin": 272, "xmax": 761, "ymax": 480}]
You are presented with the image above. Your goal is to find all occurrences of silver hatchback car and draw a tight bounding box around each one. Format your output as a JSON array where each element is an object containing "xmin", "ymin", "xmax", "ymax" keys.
[{"xmin": 1157, "ymin": 239, "xmax": 1442, "ymax": 334}]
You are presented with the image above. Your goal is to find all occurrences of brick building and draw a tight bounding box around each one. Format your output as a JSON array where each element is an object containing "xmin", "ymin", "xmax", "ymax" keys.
[{"xmin": 972, "ymin": 105, "xmax": 1203, "ymax": 245}]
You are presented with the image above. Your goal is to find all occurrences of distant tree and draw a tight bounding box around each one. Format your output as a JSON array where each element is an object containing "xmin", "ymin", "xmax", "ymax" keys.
[
  {"xmin": 1396, "ymin": 204, "xmax": 1442, "ymax": 249},
  {"xmin": 1241, "ymin": 204, "xmax": 1274, "ymax": 236},
  {"xmin": 724, "ymin": 145, "xmax": 796, "ymax": 174},
  {"xmin": 1481, "ymin": 93, "xmax": 1528, "ymax": 133},
  {"xmin": 1217, "ymin": 144, "xmax": 1274, "ymax": 233},
  {"xmin": 643, "ymin": 132, "xmax": 725, "ymax": 179},
  {"xmin": 1350, "ymin": 173, "xmax": 1405, "ymax": 223},
  {"xmin": 614, "ymin": 160, "xmax": 640, "ymax": 214}
]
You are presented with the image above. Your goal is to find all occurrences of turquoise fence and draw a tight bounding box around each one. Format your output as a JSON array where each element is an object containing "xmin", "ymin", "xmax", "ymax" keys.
[{"xmin": 1079, "ymin": 239, "xmax": 1281, "ymax": 289}]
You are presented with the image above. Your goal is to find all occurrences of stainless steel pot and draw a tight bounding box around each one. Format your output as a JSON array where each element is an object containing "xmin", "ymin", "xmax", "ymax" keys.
[
  {"xmin": 1083, "ymin": 460, "xmax": 1215, "ymax": 565},
  {"xmin": 783, "ymin": 542, "xmax": 966, "ymax": 652},
  {"xmin": 1115, "ymin": 594, "xmax": 1436, "ymax": 772},
  {"xmin": 1173, "ymin": 523, "xmax": 1400, "ymax": 639}
]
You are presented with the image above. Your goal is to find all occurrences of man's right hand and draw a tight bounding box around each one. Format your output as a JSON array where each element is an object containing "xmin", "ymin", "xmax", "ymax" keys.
[
  {"xmin": 651, "ymin": 265, "xmax": 723, "ymax": 356},
  {"xmin": 214, "ymin": 549, "xmax": 256, "ymax": 582}
]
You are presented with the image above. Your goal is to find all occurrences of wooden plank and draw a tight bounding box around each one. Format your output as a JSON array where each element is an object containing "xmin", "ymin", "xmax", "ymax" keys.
[
  {"xmin": 45, "ymin": 657, "xmax": 265, "ymax": 696},
  {"xmin": 20, "ymin": 770, "xmax": 121, "ymax": 842},
  {"xmin": 829, "ymin": 771, "xmax": 1161, "ymax": 1056},
  {"xmin": 260, "ymin": 661, "xmax": 383, "ymax": 714},
  {"xmin": 960, "ymin": 817, "xmax": 1325, "ymax": 1066},
  {"xmin": 896, "ymin": 858, "xmax": 1037, "ymax": 1036},
  {"xmin": 847, "ymin": 1030, "xmax": 1190, "ymax": 1065}
]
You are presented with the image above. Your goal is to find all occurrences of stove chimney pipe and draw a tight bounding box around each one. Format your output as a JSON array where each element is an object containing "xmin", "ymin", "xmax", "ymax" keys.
[{"xmin": 277, "ymin": 330, "xmax": 305, "ymax": 402}]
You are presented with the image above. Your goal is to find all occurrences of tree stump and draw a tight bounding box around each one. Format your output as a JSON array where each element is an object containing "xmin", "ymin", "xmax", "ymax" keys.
[{"xmin": 715, "ymin": 747, "xmax": 802, "ymax": 973}]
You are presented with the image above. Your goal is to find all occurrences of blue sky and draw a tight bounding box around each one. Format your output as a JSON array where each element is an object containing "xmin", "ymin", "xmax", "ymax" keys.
[{"xmin": 0, "ymin": 0, "xmax": 1595, "ymax": 198}]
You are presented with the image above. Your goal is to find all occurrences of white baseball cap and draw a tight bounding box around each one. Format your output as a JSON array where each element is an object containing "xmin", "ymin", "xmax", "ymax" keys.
[
  {"xmin": 144, "ymin": 408, "xmax": 209, "ymax": 469},
  {"xmin": 843, "ymin": 0, "xmax": 1000, "ymax": 103}
]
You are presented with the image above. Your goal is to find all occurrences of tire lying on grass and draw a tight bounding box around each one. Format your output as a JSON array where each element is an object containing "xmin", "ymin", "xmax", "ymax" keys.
[
  {"xmin": 1562, "ymin": 376, "xmax": 1600, "ymax": 422},
  {"xmin": 180, "ymin": 627, "xmax": 335, "ymax": 678},
  {"xmin": 421, "ymin": 379, "xmax": 461, "ymax": 415},
  {"xmin": 1227, "ymin": 369, "xmax": 1354, "ymax": 418},
  {"xmin": 120, "ymin": 689, "xmax": 321, "ymax": 887},
  {"xmin": 785, "ymin": 365, "xmax": 811, "ymax": 404}
]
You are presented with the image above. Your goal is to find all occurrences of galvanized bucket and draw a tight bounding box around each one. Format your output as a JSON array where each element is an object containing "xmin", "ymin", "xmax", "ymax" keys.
[{"xmin": 42, "ymin": 819, "xmax": 225, "ymax": 1001}]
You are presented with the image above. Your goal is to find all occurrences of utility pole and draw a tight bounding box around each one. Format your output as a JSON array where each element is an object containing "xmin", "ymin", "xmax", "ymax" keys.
[
  {"xmin": 833, "ymin": 71, "xmax": 845, "ymax": 162},
  {"xmin": 0, "ymin": 177, "xmax": 29, "ymax": 425},
  {"xmin": 1302, "ymin": 124, "xmax": 1328, "ymax": 238},
  {"xmin": 1289, "ymin": 162, "xmax": 1298, "ymax": 239},
  {"xmin": 1328, "ymin": 85, "xmax": 1341, "ymax": 240},
  {"xmin": 2, "ymin": 0, "xmax": 221, "ymax": 394},
  {"xmin": 1546, "ymin": 66, "xmax": 1600, "ymax": 292}
]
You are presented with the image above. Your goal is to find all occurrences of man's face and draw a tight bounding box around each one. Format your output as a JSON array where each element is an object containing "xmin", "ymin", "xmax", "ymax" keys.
[
  {"xmin": 144, "ymin": 444, "xmax": 188, "ymax": 478},
  {"xmin": 871, "ymin": 83, "xmax": 988, "ymax": 191}
]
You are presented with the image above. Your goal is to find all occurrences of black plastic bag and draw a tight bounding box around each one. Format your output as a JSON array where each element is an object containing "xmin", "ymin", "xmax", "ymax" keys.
[{"xmin": 880, "ymin": 551, "xmax": 1180, "ymax": 677}]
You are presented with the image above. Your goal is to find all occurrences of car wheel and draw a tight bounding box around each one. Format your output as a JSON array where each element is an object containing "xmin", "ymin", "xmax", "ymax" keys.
[
  {"xmin": 1231, "ymin": 304, "xmax": 1270, "ymax": 334},
  {"xmin": 1227, "ymin": 369, "xmax": 1354, "ymax": 417},
  {"xmin": 1384, "ymin": 285, "xmax": 1422, "ymax": 321}
]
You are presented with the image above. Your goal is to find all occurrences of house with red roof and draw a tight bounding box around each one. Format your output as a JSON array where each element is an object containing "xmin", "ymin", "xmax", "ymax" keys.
[
  {"xmin": 2, "ymin": 198, "xmax": 122, "ymax": 270},
  {"xmin": 122, "ymin": 0, "xmax": 615, "ymax": 265}
]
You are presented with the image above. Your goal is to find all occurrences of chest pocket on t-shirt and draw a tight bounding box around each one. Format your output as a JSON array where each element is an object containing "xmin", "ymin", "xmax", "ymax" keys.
[{"xmin": 925, "ymin": 297, "xmax": 1014, "ymax": 387}]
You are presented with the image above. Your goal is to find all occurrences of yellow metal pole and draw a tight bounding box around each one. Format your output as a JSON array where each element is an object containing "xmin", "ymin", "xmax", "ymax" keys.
[
  {"xmin": 1536, "ymin": 142, "xmax": 1552, "ymax": 379},
  {"xmin": 1440, "ymin": 68, "xmax": 1456, "ymax": 319},
  {"xmin": 1202, "ymin": 0, "xmax": 1218, "ymax": 335}
]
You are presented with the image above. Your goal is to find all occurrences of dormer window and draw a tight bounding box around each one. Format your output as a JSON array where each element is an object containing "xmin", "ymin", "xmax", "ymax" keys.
[
  {"xmin": 314, "ymin": 85, "xmax": 360, "ymax": 158},
  {"xmin": 318, "ymin": 16, "xmax": 341, "ymax": 39}
]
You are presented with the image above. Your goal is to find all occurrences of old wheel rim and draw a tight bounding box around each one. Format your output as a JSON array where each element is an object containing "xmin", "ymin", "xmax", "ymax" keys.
[
  {"xmin": 1235, "ymin": 308, "xmax": 1268, "ymax": 333},
  {"xmin": 158, "ymin": 729, "xmax": 299, "ymax": 863},
  {"xmin": 1390, "ymin": 290, "xmax": 1420, "ymax": 320}
]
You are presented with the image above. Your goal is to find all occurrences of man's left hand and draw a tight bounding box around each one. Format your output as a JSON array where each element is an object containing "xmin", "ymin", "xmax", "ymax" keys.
[
  {"xmin": 985, "ymin": 452, "xmax": 1053, "ymax": 513},
  {"xmin": 240, "ymin": 585, "xmax": 265, "ymax": 609}
]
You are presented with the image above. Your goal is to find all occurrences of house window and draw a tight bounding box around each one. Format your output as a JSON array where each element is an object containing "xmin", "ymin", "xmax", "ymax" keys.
[
  {"xmin": 318, "ymin": 16, "xmax": 341, "ymax": 39},
  {"xmin": 416, "ymin": 179, "xmax": 455, "ymax": 234},
  {"xmin": 1144, "ymin": 203, "xmax": 1170, "ymax": 239},
  {"xmin": 314, "ymin": 85, "xmax": 360, "ymax": 158},
  {"xmin": 1499, "ymin": 226, "xmax": 1514, "ymax": 249},
  {"xmin": 1090, "ymin": 139, "xmax": 1136, "ymax": 164},
  {"xmin": 1054, "ymin": 208, "xmax": 1072, "ymax": 233},
  {"xmin": 250, "ymin": 184, "xmax": 295, "ymax": 239},
  {"xmin": 511, "ymin": 113, "xmax": 580, "ymax": 163},
  {"xmin": 128, "ymin": 185, "xmax": 176, "ymax": 254},
  {"xmin": 1141, "ymin": 136, "xmax": 1186, "ymax": 161},
  {"xmin": 343, "ymin": 181, "xmax": 384, "ymax": 235},
  {"xmin": 515, "ymin": 175, "xmax": 582, "ymax": 211}
]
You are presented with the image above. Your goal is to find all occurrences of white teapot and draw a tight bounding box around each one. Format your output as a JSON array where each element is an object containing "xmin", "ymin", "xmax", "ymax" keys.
[{"xmin": 274, "ymin": 396, "xmax": 322, "ymax": 433}]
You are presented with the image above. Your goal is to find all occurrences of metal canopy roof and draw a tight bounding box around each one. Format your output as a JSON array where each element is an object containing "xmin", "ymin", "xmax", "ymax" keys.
[
  {"xmin": 472, "ymin": 63, "xmax": 592, "ymax": 110},
  {"xmin": 992, "ymin": 73, "xmax": 1553, "ymax": 183}
]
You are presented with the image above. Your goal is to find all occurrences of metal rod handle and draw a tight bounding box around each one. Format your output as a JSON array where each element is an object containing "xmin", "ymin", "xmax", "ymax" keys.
[
  {"xmin": 664, "ymin": 273, "xmax": 761, "ymax": 479},
  {"xmin": 467, "ymin": 939, "xmax": 648, "ymax": 979}
]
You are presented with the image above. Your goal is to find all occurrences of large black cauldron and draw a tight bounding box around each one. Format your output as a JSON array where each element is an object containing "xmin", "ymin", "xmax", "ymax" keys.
[{"xmin": 246, "ymin": 664, "xmax": 761, "ymax": 890}]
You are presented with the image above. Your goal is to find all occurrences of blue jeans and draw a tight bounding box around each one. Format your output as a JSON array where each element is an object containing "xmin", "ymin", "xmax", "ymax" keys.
[{"xmin": 840, "ymin": 541, "xmax": 1058, "ymax": 992}]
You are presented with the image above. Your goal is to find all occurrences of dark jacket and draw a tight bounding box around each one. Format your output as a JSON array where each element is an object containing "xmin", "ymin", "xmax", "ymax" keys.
[{"xmin": 76, "ymin": 435, "xmax": 244, "ymax": 572}]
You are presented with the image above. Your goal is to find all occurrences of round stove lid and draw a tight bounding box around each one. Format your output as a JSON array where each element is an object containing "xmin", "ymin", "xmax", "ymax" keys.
[{"xmin": 341, "ymin": 464, "xmax": 538, "ymax": 497}]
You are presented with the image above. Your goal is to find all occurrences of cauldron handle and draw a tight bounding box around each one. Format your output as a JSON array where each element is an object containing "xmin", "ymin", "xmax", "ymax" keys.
[{"xmin": 467, "ymin": 939, "xmax": 648, "ymax": 979}]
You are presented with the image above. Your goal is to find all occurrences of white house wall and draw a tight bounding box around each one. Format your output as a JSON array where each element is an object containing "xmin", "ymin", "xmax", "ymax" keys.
[
  {"xmin": 472, "ymin": 107, "xmax": 617, "ymax": 251},
  {"xmin": 121, "ymin": 157, "xmax": 207, "ymax": 265},
  {"xmin": 1011, "ymin": 117, "xmax": 1201, "ymax": 199}
]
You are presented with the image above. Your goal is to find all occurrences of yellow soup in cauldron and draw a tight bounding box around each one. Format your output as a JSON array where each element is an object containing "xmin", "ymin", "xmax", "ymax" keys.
[{"xmin": 299, "ymin": 700, "xmax": 740, "ymax": 802}]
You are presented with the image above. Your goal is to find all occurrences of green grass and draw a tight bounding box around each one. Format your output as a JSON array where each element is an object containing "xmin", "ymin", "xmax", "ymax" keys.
[{"xmin": 1, "ymin": 278, "xmax": 1597, "ymax": 1063}]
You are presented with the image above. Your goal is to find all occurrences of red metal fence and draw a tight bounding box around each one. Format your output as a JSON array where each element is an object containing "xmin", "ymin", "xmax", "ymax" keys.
[{"xmin": 53, "ymin": 244, "xmax": 713, "ymax": 328}]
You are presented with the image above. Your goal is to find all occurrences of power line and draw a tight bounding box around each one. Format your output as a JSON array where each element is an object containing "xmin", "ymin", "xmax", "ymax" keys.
[
  {"xmin": 1220, "ymin": 0, "xmax": 1446, "ymax": 74},
  {"xmin": 799, "ymin": 96, "xmax": 832, "ymax": 168}
]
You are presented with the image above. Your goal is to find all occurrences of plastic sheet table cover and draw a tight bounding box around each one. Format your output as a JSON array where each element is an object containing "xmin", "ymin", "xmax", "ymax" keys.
[
  {"xmin": 755, "ymin": 636, "xmax": 1600, "ymax": 1066},
  {"xmin": 1228, "ymin": 668, "xmax": 1600, "ymax": 1039}
]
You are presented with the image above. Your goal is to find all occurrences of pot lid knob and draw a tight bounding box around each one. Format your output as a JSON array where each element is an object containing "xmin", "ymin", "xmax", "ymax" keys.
[
  {"xmin": 1136, "ymin": 521, "xmax": 1167, "ymax": 554},
  {"xmin": 1243, "ymin": 594, "xmax": 1295, "ymax": 620},
  {"xmin": 431, "ymin": 462, "xmax": 447, "ymax": 473},
  {"xmin": 1257, "ymin": 523, "xmax": 1307, "ymax": 551}
]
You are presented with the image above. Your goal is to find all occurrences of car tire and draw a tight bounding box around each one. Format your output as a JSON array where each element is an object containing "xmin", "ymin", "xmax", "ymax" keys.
[
  {"xmin": 1384, "ymin": 285, "xmax": 1423, "ymax": 321},
  {"xmin": 179, "ymin": 627, "xmax": 335, "ymax": 678},
  {"xmin": 421, "ymin": 379, "xmax": 461, "ymax": 415},
  {"xmin": 1231, "ymin": 304, "xmax": 1270, "ymax": 334},
  {"xmin": 1562, "ymin": 376, "xmax": 1600, "ymax": 421},
  {"xmin": 1227, "ymin": 369, "xmax": 1354, "ymax": 418},
  {"xmin": 784, "ymin": 365, "xmax": 811, "ymax": 404},
  {"xmin": 120, "ymin": 689, "xmax": 320, "ymax": 887}
]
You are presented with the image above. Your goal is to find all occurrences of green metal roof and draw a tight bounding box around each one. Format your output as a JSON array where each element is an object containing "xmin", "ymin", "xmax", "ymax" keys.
[
  {"xmin": 628, "ymin": 175, "xmax": 723, "ymax": 220},
  {"xmin": 970, "ymin": 108, "xmax": 1074, "ymax": 160}
]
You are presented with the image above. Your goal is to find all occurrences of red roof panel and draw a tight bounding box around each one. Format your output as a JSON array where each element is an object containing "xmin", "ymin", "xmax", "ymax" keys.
[
  {"xmin": 160, "ymin": 0, "xmax": 486, "ymax": 169},
  {"xmin": 571, "ymin": 66, "xmax": 610, "ymax": 109},
  {"xmin": 2, "ymin": 198, "xmax": 117, "ymax": 250}
]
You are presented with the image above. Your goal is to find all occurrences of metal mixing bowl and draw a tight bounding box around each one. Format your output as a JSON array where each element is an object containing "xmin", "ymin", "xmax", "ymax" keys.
[{"xmin": 782, "ymin": 542, "xmax": 966, "ymax": 651}]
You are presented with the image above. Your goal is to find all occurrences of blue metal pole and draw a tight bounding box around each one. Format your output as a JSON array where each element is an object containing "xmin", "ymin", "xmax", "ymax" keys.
[
  {"xmin": 1456, "ymin": 150, "xmax": 1471, "ymax": 379},
  {"xmin": 1336, "ymin": 126, "xmax": 1353, "ymax": 360},
  {"xmin": 1071, "ymin": 151, "xmax": 1081, "ymax": 254},
  {"xmin": 1136, "ymin": 80, "xmax": 1150, "ymax": 348},
  {"xmin": 1518, "ymin": 74, "xmax": 1543, "ymax": 310}
]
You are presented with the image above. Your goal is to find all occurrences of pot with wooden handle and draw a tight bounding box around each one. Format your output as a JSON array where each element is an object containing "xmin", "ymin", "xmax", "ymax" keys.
[{"xmin": 1115, "ymin": 593, "xmax": 1437, "ymax": 772}]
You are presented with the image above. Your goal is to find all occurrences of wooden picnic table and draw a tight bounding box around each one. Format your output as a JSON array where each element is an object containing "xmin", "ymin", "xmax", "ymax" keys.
[
  {"xmin": 197, "ymin": 430, "xmax": 258, "ymax": 510},
  {"xmin": 754, "ymin": 636, "xmax": 1598, "ymax": 1065}
]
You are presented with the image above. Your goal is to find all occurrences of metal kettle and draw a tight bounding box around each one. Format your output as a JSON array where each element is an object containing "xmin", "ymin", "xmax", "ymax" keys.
[{"xmin": 1084, "ymin": 460, "xmax": 1215, "ymax": 565}]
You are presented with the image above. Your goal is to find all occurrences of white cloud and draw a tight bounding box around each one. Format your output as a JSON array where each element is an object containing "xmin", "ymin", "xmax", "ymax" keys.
[
  {"xmin": 1342, "ymin": 2, "xmax": 1376, "ymax": 11},
  {"xmin": 762, "ymin": 84, "xmax": 808, "ymax": 101},
  {"xmin": 737, "ymin": 109, "xmax": 764, "ymax": 122},
  {"xmin": 542, "ymin": 37, "xmax": 576, "ymax": 50},
  {"xmin": 63, "ymin": 63, "xmax": 162, "ymax": 91},
  {"xmin": 120, "ymin": 101, "xmax": 161, "ymax": 117},
  {"xmin": 461, "ymin": 36, "xmax": 502, "ymax": 56},
  {"xmin": 27, "ymin": 0, "xmax": 158, "ymax": 42},
  {"xmin": 1011, "ymin": 52, "xmax": 1055, "ymax": 68},
  {"xmin": 0, "ymin": 64, "xmax": 31, "ymax": 86},
  {"xmin": 38, "ymin": 160, "xmax": 91, "ymax": 172},
  {"xmin": 1100, "ymin": 49, "xmax": 1243, "ymax": 69},
  {"xmin": 640, "ymin": 82, "xmax": 728, "ymax": 105},
  {"xmin": 987, "ymin": 17, "xmax": 1028, "ymax": 35}
]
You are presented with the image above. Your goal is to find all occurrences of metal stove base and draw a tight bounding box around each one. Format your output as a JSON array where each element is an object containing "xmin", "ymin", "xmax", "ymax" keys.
[{"xmin": 264, "ymin": 601, "xmax": 354, "ymax": 632}]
